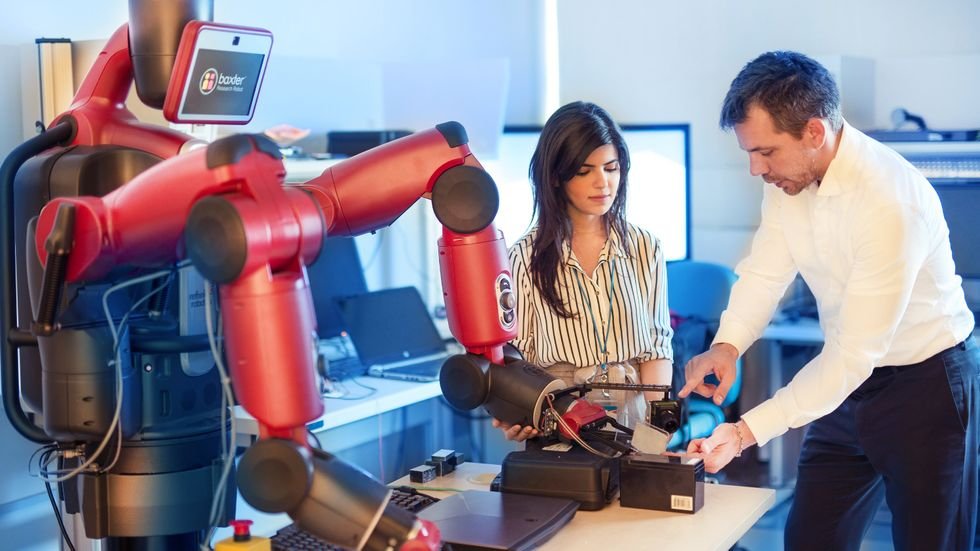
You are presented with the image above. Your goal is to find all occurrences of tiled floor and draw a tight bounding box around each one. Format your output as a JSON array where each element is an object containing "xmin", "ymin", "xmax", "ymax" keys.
[{"xmin": 719, "ymin": 449, "xmax": 895, "ymax": 551}]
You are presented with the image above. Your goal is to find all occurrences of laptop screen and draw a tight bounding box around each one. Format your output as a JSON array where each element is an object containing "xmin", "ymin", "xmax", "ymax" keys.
[{"xmin": 338, "ymin": 287, "xmax": 446, "ymax": 365}]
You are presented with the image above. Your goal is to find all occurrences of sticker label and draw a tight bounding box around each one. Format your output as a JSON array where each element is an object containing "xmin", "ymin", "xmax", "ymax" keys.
[{"xmin": 671, "ymin": 495, "xmax": 694, "ymax": 511}]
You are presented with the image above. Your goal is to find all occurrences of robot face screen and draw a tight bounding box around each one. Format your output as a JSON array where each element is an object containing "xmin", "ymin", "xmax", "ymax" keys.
[{"xmin": 163, "ymin": 22, "xmax": 273, "ymax": 124}]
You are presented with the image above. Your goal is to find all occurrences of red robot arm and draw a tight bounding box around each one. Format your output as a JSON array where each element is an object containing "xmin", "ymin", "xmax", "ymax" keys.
[
  {"xmin": 35, "ymin": 124, "xmax": 513, "ymax": 433},
  {"xmin": 34, "ymin": 122, "xmax": 513, "ymax": 550},
  {"xmin": 51, "ymin": 24, "xmax": 194, "ymax": 158}
]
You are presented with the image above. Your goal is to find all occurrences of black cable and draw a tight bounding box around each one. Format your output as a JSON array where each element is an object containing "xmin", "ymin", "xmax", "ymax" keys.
[
  {"xmin": 355, "ymin": 376, "xmax": 379, "ymax": 390},
  {"xmin": 27, "ymin": 444, "xmax": 57, "ymax": 476},
  {"xmin": 307, "ymin": 428, "xmax": 323, "ymax": 449},
  {"xmin": 42, "ymin": 451, "xmax": 76, "ymax": 551},
  {"xmin": 45, "ymin": 481, "xmax": 76, "ymax": 551},
  {"xmin": 329, "ymin": 386, "xmax": 378, "ymax": 401},
  {"xmin": 584, "ymin": 431, "xmax": 632, "ymax": 455},
  {"xmin": 606, "ymin": 418, "xmax": 634, "ymax": 436}
]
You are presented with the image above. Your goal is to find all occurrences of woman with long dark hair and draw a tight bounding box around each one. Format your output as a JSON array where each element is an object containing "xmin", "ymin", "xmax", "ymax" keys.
[{"xmin": 494, "ymin": 101, "xmax": 674, "ymax": 441}]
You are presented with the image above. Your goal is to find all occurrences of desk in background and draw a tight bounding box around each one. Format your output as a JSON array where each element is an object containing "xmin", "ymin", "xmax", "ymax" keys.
[
  {"xmin": 234, "ymin": 376, "xmax": 442, "ymax": 443},
  {"xmin": 394, "ymin": 462, "xmax": 775, "ymax": 551},
  {"xmin": 233, "ymin": 375, "xmax": 470, "ymax": 492}
]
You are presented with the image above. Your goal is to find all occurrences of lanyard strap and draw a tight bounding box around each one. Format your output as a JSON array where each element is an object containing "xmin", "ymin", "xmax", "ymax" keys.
[{"xmin": 573, "ymin": 259, "xmax": 617, "ymax": 378}]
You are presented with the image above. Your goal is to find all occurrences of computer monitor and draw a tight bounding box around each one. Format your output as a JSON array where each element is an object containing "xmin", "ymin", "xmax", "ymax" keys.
[
  {"xmin": 933, "ymin": 183, "xmax": 980, "ymax": 279},
  {"xmin": 933, "ymin": 182, "xmax": 980, "ymax": 318},
  {"xmin": 880, "ymin": 140, "xmax": 980, "ymax": 316},
  {"xmin": 483, "ymin": 124, "xmax": 691, "ymax": 261},
  {"xmin": 307, "ymin": 237, "xmax": 368, "ymax": 338}
]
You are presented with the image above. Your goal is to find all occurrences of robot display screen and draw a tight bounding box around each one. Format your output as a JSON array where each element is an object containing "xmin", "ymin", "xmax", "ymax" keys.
[
  {"xmin": 165, "ymin": 24, "xmax": 272, "ymax": 124},
  {"xmin": 182, "ymin": 49, "xmax": 265, "ymax": 116}
]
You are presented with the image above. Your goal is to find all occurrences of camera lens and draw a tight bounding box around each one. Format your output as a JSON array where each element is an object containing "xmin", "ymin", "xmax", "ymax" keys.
[{"xmin": 659, "ymin": 413, "xmax": 679, "ymax": 433}]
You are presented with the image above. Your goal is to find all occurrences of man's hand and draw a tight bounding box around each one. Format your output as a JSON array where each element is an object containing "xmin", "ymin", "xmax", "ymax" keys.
[
  {"xmin": 686, "ymin": 421, "xmax": 755, "ymax": 473},
  {"xmin": 678, "ymin": 342, "xmax": 739, "ymax": 405},
  {"xmin": 491, "ymin": 418, "xmax": 538, "ymax": 442}
]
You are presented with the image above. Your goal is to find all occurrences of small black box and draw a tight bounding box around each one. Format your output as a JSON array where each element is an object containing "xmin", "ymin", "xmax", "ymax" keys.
[
  {"xmin": 500, "ymin": 447, "xmax": 618, "ymax": 511},
  {"xmin": 449, "ymin": 451, "xmax": 464, "ymax": 466},
  {"xmin": 425, "ymin": 458, "xmax": 454, "ymax": 477},
  {"xmin": 431, "ymin": 449, "xmax": 455, "ymax": 463},
  {"xmin": 619, "ymin": 453, "xmax": 704, "ymax": 514},
  {"xmin": 409, "ymin": 464, "xmax": 436, "ymax": 483}
]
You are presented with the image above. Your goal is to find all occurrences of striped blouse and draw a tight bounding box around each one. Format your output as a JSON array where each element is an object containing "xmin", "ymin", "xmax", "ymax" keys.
[{"xmin": 508, "ymin": 223, "xmax": 673, "ymax": 369}]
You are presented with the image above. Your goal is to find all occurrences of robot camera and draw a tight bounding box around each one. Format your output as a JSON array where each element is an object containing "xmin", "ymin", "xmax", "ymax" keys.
[{"xmin": 648, "ymin": 398, "xmax": 682, "ymax": 434}]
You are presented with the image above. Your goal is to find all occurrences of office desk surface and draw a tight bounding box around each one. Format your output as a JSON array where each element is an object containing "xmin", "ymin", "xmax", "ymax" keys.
[
  {"xmin": 394, "ymin": 462, "xmax": 775, "ymax": 551},
  {"xmin": 234, "ymin": 376, "xmax": 442, "ymax": 437}
]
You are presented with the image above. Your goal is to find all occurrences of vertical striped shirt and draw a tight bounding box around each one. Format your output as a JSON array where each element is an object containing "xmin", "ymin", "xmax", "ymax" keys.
[{"xmin": 508, "ymin": 223, "xmax": 673, "ymax": 369}]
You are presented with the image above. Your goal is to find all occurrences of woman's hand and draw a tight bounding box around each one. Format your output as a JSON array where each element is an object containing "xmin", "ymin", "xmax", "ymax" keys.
[{"xmin": 491, "ymin": 418, "xmax": 538, "ymax": 442}]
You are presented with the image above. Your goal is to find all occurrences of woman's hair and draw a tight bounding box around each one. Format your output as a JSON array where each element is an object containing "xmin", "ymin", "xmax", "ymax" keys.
[{"xmin": 528, "ymin": 101, "xmax": 630, "ymax": 318}]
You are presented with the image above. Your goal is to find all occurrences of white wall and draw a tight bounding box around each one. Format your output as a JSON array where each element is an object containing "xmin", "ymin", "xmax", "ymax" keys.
[
  {"xmin": 0, "ymin": 0, "xmax": 548, "ymax": 307},
  {"xmin": 216, "ymin": 0, "xmax": 546, "ymax": 126},
  {"xmin": 556, "ymin": 0, "xmax": 980, "ymax": 267}
]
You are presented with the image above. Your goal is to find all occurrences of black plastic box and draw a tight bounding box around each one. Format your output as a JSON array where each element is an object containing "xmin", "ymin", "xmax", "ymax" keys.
[
  {"xmin": 409, "ymin": 464, "xmax": 436, "ymax": 483},
  {"xmin": 500, "ymin": 447, "xmax": 618, "ymax": 511},
  {"xmin": 425, "ymin": 458, "xmax": 454, "ymax": 476},
  {"xmin": 619, "ymin": 453, "xmax": 704, "ymax": 514}
]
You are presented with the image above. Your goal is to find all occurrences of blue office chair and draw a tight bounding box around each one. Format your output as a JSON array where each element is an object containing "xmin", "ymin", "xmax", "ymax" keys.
[{"xmin": 664, "ymin": 260, "xmax": 741, "ymax": 449}]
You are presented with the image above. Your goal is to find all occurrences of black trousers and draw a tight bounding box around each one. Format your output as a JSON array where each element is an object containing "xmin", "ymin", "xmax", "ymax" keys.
[{"xmin": 785, "ymin": 338, "xmax": 980, "ymax": 551}]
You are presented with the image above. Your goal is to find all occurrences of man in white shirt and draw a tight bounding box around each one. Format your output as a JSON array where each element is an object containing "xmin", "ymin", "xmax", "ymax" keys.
[{"xmin": 680, "ymin": 51, "xmax": 979, "ymax": 551}]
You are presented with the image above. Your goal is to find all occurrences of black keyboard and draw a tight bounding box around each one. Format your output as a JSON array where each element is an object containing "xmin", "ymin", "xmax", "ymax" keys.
[{"xmin": 270, "ymin": 487, "xmax": 439, "ymax": 550}]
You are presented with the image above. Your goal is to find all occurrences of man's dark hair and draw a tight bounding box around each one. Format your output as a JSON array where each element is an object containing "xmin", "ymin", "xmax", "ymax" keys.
[{"xmin": 719, "ymin": 51, "xmax": 842, "ymax": 137}]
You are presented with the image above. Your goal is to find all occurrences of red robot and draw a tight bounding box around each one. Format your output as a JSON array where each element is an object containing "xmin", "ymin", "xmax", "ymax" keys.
[
  {"xmin": 2, "ymin": 2, "xmax": 649, "ymax": 549},
  {"xmin": 2, "ymin": 0, "xmax": 515, "ymax": 549}
]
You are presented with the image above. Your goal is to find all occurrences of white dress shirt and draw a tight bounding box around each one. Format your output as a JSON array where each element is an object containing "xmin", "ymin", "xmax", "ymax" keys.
[
  {"xmin": 714, "ymin": 122, "xmax": 976, "ymax": 446},
  {"xmin": 509, "ymin": 223, "xmax": 673, "ymax": 370}
]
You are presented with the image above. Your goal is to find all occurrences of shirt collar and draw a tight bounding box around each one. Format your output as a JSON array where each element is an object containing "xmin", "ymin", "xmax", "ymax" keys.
[
  {"xmin": 607, "ymin": 228, "xmax": 630, "ymax": 259},
  {"xmin": 816, "ymin": 120, "xmax": 858, "ymax": 197},
  {"xmin": 561, "ymin": 227, "xmax": 630, "ymax": 269}
]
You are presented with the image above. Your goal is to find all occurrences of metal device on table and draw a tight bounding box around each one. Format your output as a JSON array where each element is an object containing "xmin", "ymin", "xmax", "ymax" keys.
[
  {"xmin": 441, "ymin": 357, "xmax": 699, "ymax": 513},
  {"xmin": 2, "ymin": 1, "xmax": 525, "ymax": 549},
  {"xmin": 440, "ymin": 350, "xmax": 681, "ymax": 445}
]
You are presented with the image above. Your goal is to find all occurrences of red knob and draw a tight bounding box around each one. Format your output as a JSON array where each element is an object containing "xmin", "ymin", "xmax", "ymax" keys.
[{"xmin": 229, "ymin": 519, "xmax": 254, "ymax": 541}]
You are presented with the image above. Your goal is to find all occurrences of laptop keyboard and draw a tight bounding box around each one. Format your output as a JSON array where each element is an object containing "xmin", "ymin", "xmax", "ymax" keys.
[{"xmin": 270, "ymin": 487, "xmax": 439, "ymax": 550}]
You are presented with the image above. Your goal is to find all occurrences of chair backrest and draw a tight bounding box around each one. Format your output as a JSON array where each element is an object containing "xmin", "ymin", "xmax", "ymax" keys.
[
  {"xmin": 666, "ymin": 260, "xmax": 741, "ymax": 409},
  {"xmin": 666, "ymin": 260, "xmax": 737, "ymax": 321}
]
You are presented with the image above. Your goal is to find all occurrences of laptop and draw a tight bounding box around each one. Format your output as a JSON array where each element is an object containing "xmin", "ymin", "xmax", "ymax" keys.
[
  {"xmin": 337, "ymin": 286, "xmax": 450, "ymax": 383},
  {"xmin": 418, "ymin": 490, "xmax": 578, "ymax": 551}
]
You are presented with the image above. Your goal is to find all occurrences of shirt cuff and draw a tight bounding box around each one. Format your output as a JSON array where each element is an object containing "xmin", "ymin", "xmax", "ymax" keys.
[
  {"xmin": 740, "ymin": 398, "xmax": 790, "ymax": 447},
  {"xmin": 711, "ymin": 318, "xmax": 756, "ymax": 356}
]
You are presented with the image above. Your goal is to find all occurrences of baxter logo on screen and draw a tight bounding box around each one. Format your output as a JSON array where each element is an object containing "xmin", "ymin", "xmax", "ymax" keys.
[
  {"xmin": 200, "ymin": 69, "xmax": 248, "ymax": 95},
  {"xmin": 199, "ymin": 68, "xmax": 218, "ymax": 95}
]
